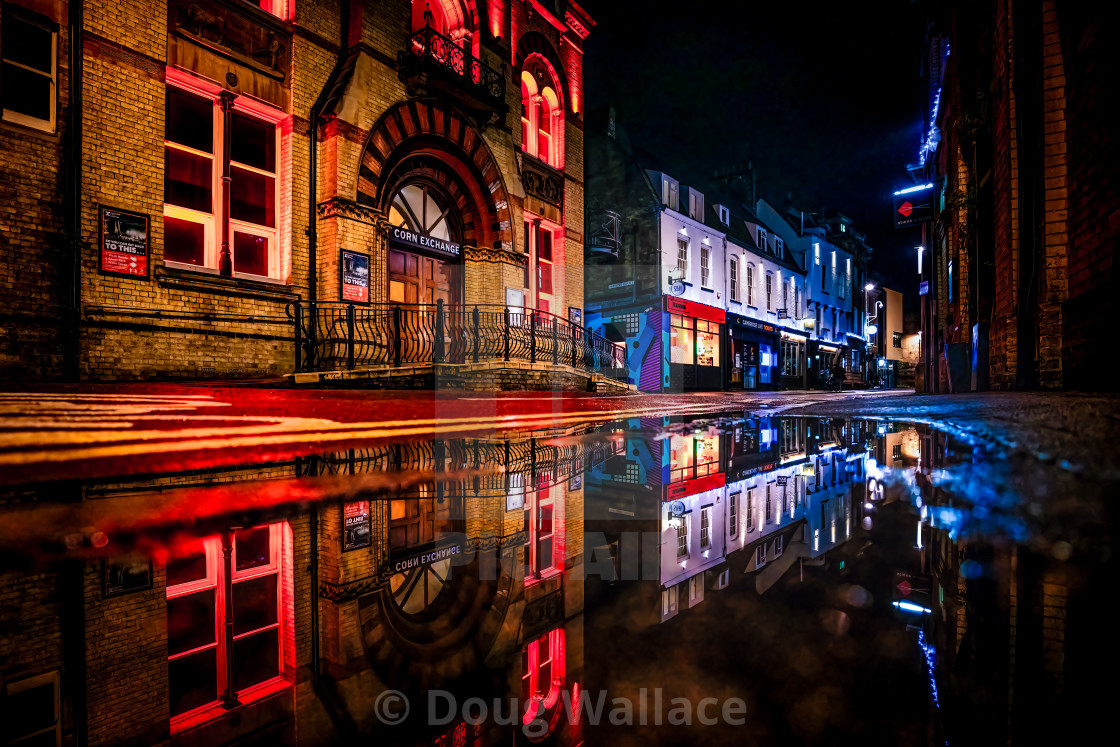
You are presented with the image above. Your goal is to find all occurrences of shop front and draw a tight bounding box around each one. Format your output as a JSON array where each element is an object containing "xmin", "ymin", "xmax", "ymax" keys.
[
  {"xmin": 809, "ymin": 341, "xmax": 847, "ymax": 388},
  {"xmin": 779, "ymin": 329, "xmax": 810, "ymax": 390},
  {"xmin": 665, "ymin": 296, "xmax": 725, "ymax": 392},
  {"xmin": 725, "ymin": 313, "xmax": 779, "ymax": 391}
]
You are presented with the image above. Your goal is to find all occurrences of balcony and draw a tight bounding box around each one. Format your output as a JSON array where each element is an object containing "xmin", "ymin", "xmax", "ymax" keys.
[{"xmin": 398, "ymin": 25, "xmax": 507, "ymax": 118}]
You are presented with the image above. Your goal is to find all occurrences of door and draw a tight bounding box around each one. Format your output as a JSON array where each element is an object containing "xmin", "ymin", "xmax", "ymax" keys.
[
  {"xmin": 744, "ymin": 342, "xmax": 759, "ymax": 390},
  {"xmin": 389, "ymin": 249, "xmax": 459, "ymax": 362},
  {"xmin": 730, "ymin": 340, "xmax": 744, "ymax": 386}
]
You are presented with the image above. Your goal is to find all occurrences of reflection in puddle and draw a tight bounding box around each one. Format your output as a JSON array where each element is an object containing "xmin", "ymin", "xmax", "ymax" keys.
[{"xmin": 0, "ymin": 413, "xmax": 1110, "ymax": 745}]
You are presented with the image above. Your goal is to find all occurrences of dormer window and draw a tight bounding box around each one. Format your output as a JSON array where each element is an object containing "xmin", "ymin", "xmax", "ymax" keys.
[
  {"xmin": 688, "ymin": 190, "xmax": 704, "ymax": 221},
  {"xmin": 718, "ymin": 205, "xmax": 730, "ymax": 226},
  {"xmin": 775, "ymin": 237, "xmax": 784, "ymax": 258},
  {"xmin": 661, "ymin": 177, "xmax": 679, "ymax": 211},
  {"xmin": 757, "ymin": 228, "xmax": 767, "ymax": 252}
]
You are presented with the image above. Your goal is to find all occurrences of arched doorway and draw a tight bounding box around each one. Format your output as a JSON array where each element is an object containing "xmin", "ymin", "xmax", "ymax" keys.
[{"xmin": 385, "ymin": 179, "xmax": 462, "ymax": 307}]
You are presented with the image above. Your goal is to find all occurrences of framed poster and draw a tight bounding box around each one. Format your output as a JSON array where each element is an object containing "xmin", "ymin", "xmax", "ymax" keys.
[
  {"xmin": 99, "ymin": 206, "xmax": 150, "ymax": 279},
  {"xmin": 568, "ymin": 306, "xmax": 582, "ymax": 326},
  {"xmin": 342, "ymin": 500, "xmax": 371, "ymax": 551},
  {"xmin": 102, "ymin": 558, "xmax": 153, "ymax": 597},
  {"xmin": 341, "ymin": 249, "xmax": 370, "ymax": 304}
]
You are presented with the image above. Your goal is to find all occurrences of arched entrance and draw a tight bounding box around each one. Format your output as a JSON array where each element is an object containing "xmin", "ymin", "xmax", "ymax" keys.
[{"xmin": 356, "ymin": 99, "xmax": 514, "ymax": 308}]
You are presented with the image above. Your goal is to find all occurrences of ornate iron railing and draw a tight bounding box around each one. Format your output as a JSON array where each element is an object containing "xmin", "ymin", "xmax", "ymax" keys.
[
  {"xmin": 401, "ymin": 24, "xmax": 504, "ymax": 104},
  {"xmin": 286, "ymin": 300, "xmax": 629, "ymax": 381}
]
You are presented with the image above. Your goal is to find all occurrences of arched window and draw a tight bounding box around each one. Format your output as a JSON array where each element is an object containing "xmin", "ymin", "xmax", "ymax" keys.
[
  {"xmin": 522, "ymin": 628, "xmax": 565, "ymax": 727},
  {"xmin": 520, "ymin": 60, "xmax": 563, "ymax": 167}
]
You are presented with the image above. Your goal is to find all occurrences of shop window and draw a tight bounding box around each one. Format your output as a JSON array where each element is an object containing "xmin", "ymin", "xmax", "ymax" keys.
[
  {"xmin": 520, "ymin": 64, "xmax": 562, "ymax": 168},
  {"xmin": 669, "ymin": 432, "xmax": 719, "ymax": 483},
  {"xmin": 729, "ymin": 256, "xmax": 739, "ymax": 302},
  {"xmin": 700, "ymin": 246, "xmax": 710, "ymax": 287},
  {"xmin": 167, "ymin": 524, "xmax": 289, "ymax": 728},
  {"xmin": 669, "ymin": 314, "xmax": 694, "ymax": 364},
  {"xmin": 164, "ymin": 84, "xmax": 282, "ymax": 279},
  {"xmin": 729, "ymin": 492, "xmax": 739, "ymax": 538},
  {"xmin": 3, "ymin": 671, "xmax": 60, "ymax": 746},
  {"xmin": 700, "ymin": 507, "xmax": 711, "ymax": 549},
  {"xmin": 696, "ymin": 319, "xmax": 720, "ymax": 366},
  {"xmin": 676, "ymin": 518, "xmax": 688, "ymax": 558},
  {"xmin": 1, "ymin": 10, "xmax": 56, "ymax": 132},
  {"xmin": 522, "ymin": 629, "xmax": 564, "ymax": 723}
]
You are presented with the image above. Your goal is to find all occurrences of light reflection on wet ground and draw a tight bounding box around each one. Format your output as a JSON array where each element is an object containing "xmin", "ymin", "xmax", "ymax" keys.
[{"xmin": 0, "ymin": 411, "xmax": 1113, "ymax": 746}]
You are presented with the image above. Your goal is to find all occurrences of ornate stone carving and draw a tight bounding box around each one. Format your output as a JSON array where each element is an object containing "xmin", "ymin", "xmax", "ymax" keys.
[
  {"xmin": 172, "ymin": 0, "xmax": 290, "ymax": 78},
  {"xmin": 519, "ymin": 154, "xmax": 563, "ymax": 208}
]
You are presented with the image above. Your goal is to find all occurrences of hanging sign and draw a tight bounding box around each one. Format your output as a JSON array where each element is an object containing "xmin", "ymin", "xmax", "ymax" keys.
[
  {"xmin": 342, "ymin": 501, "xmax": 371, "ymax": 551},
  {"xmin": 919, "ymin": 280, "xmax": 929, "ymax": 296},
  {"xmin": 341, "ymin": 249, "xmax": 370, "ymax": 303},
  {"xmin": 892, "ymin": 184, "xmax": 936, "ymax": 228},
  {"xmin": 99, "ymin": 206, "xmax": 149, "ymax": 279}
]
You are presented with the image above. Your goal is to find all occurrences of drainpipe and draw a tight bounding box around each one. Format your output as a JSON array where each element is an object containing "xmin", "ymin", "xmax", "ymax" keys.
[{"xmin": 65, "ymin": 0, "xmax": 84, "ymax": 380}]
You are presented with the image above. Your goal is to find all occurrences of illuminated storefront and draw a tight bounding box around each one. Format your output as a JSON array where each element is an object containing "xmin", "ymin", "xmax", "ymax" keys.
[
  {"xmin": 665, "ymin": 297, "xmax": 725, "ymax": 391},
  {"xmin": 726, "ymin": 313, "xmax": 779, "ymax": 391}
]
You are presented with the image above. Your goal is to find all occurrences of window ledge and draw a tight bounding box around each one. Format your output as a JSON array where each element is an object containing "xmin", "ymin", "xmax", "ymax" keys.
[
  {"xmin": 171, "ymin": 678, "xmax": 292, "ymax": 735},
  {"xmin": 700, "ymin": 286, "xmax": 715, "ymax": 293},
  {"xmin": 156, "ymin": 265, "xmax": 299, "ymax": 303}
]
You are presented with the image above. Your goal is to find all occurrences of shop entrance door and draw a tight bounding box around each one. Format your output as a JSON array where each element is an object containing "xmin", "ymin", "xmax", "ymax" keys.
[{"xmin": 743, "ymin": 341, "xmax": 759, "ymax": 390}]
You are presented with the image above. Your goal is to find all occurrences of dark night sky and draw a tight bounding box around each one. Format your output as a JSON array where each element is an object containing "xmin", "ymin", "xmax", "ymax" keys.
[{"xmin": 579, "ymin": 0, "xmax": 927, "ymax": 298}]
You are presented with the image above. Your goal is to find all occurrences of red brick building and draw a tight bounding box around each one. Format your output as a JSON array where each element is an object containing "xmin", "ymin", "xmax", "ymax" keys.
[
  {"xmin": 912, "ymin": 0, "xmax": 1117, "ymax": 391},
  {"xmin": 0, "ymin": 0, "xmax": 593, "ymax": 382}
]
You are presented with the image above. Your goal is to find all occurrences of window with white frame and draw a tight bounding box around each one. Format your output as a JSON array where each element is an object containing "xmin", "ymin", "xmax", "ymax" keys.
[
  {"xmin": 756, "ymin": 543, "xmax": 766, "ymax": 565},
  {"xmin": 729, "ymin": 256, "xmax": 739, "ymax": 302},
  {"xmin": 700, "ymin": 245, "xmax": 710, "ymax": 287},
  {"xmin": 840, "ymin": 256, "xmax": 848, "ymax": 299},
  {"xmin": 1, "ymin": 9, "xmax": 57, "ymax": 132},
  {"xmin": 814, "ymin": 242, "xmax": 820, "ymax": 265},
  {"xmin": 775, "ymin": 237, "xmax": 784, "ymax": 258},
  {"xmin": 794, "ymin": 283, "xmax": 801, "ymax": 319},
  {"xmin": 719, "ymin": 205, "xmax": 729, "ymax": 225},
  {"xmin": 775, "ymin": 534, "xmax": 784, "ymax": 555},
  {"xmin": 746, "ymin": 263, "xmax": 755, "ymax": 305},
  {"xmin": 700, "ymin": 506, "xmax": 711, "ymax": 549},
  {"xmin": 662, "ymin": 587, "xmax": 678, "ymax": 616},
  {"xmin": 729, "ymin": 492, "xmax": 739, "ymax": 537},
  {"xmin": 163, "ymin": 84, "xmax": 282, "ymax": 279},
  {"xmin": 757, "ymin": 227, "xmax": 767, "ymax": 252},
  {"xmin": 765, "ymin": 483, "xmax": 773, "ymax": 523},
  {"xmin": 766, "ymin": 272, "xmax": 773, "ymax": 312},
  {"xmin": 746, "ymin": 489, "xmax": 754, "ymax": 531},
  {"xmin": 689, "ymin": 190, "xmax": 703, "ymax": 221},
  {"xmin": 4, "ymin": 671, "xmax": 60, "ymax": 746},
  {"xmin": 676, "ymin": 517, "xmax": 688, "ymax": 559},
  {"xmin": 166, "ymin": 523, "xmax": 288, "ymax": 723},
  {"xmin": 676, "ymin": 237, "xmax": 688, "ymax": 279}
]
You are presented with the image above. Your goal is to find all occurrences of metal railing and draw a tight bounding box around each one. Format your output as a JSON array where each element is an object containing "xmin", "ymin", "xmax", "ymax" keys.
[
  {"xmin": 401, "ymin": 24, "xmax": 504, "ymax": 104},
  {"xmin": 287, "ymin": 300, "xmax": 628, "ymax": 380}
]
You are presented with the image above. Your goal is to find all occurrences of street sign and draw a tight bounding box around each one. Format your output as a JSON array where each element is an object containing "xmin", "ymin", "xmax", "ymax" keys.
[{"xmin": 919, "ymin": 280, "xmax": 929, "ymax": 295}]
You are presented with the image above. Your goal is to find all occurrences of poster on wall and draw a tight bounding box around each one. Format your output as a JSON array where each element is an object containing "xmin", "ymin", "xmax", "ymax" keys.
[
  {"xmin": 99, "ymin": 206, "xmax": 150, "ymax": 279},
  {"xmin": 342, "ymin": 500, "xmax": 371, "ymax": 551},
  {"xmin": 568, "ymin": 307, "xmax": 582, "ymax": 326},
  {"xmin": 102, "ymin": 558, "xmax": 152, "ymax": 597},
  {"xmin": 341, "ymin": 249, "xmax": 370, "ymax": 303}
]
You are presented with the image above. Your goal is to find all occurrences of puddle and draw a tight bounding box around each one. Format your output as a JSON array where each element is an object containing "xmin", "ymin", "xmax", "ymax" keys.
[{"xmin": 0, "ymin": 411, "xmax": 1112, "ymax": 745}]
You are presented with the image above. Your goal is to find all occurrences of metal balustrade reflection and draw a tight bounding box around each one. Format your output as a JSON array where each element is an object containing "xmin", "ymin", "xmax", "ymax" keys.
[{"xmin": 287, "ymin": 300, "xmax": 628, "ymax": 380}]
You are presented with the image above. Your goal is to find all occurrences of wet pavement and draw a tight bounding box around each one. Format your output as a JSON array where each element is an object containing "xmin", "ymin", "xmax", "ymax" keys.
[{"xmin": 0, "ymin": 389, "xmax": 1114, "ymax": 746}]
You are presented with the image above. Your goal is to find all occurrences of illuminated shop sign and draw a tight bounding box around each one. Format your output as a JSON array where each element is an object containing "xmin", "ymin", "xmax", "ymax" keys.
[
  {"xmin": 892, "ymin": 183, "xmax": 935, "ymax": 228},
  {"xmin": 390, "ymin": 225, "xmax": 461, "ymax": 257}
]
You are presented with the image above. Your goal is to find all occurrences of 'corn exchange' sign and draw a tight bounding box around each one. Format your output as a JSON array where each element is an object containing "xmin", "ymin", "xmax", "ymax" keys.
[{"xmin": 390, "ymin": 225, "xmax": 461, "ymax": 258}]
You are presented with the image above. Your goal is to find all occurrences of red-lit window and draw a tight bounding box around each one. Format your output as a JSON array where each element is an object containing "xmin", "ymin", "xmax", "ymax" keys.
[
  {"xmin": 249, "ymin": 1, "xmax": 289, "ymax": 19},
  {"xmin": 522, "ymin": 629, "xmax": 564, "ymax": 723},
  {"xmin": 164, "ymin": 81, "xmax": 282, "ymax": 279},
  {"xmin": 519, "ymin": 63, "xmax": 562, "ymax": 168},
  {"xmin": 526, "ymin": 487, "xmax": 561, "ymax": 581},
  {"xmin": 524, "ymin": 218, "xmax": 559, "ymax": 312},
  {"xmin": 669, "ymin": 433, "xmax": 719, "ymax": 483},
  {"xmin": 166, "ymin": 523, "xmax": 289, "ymax": 729}
]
